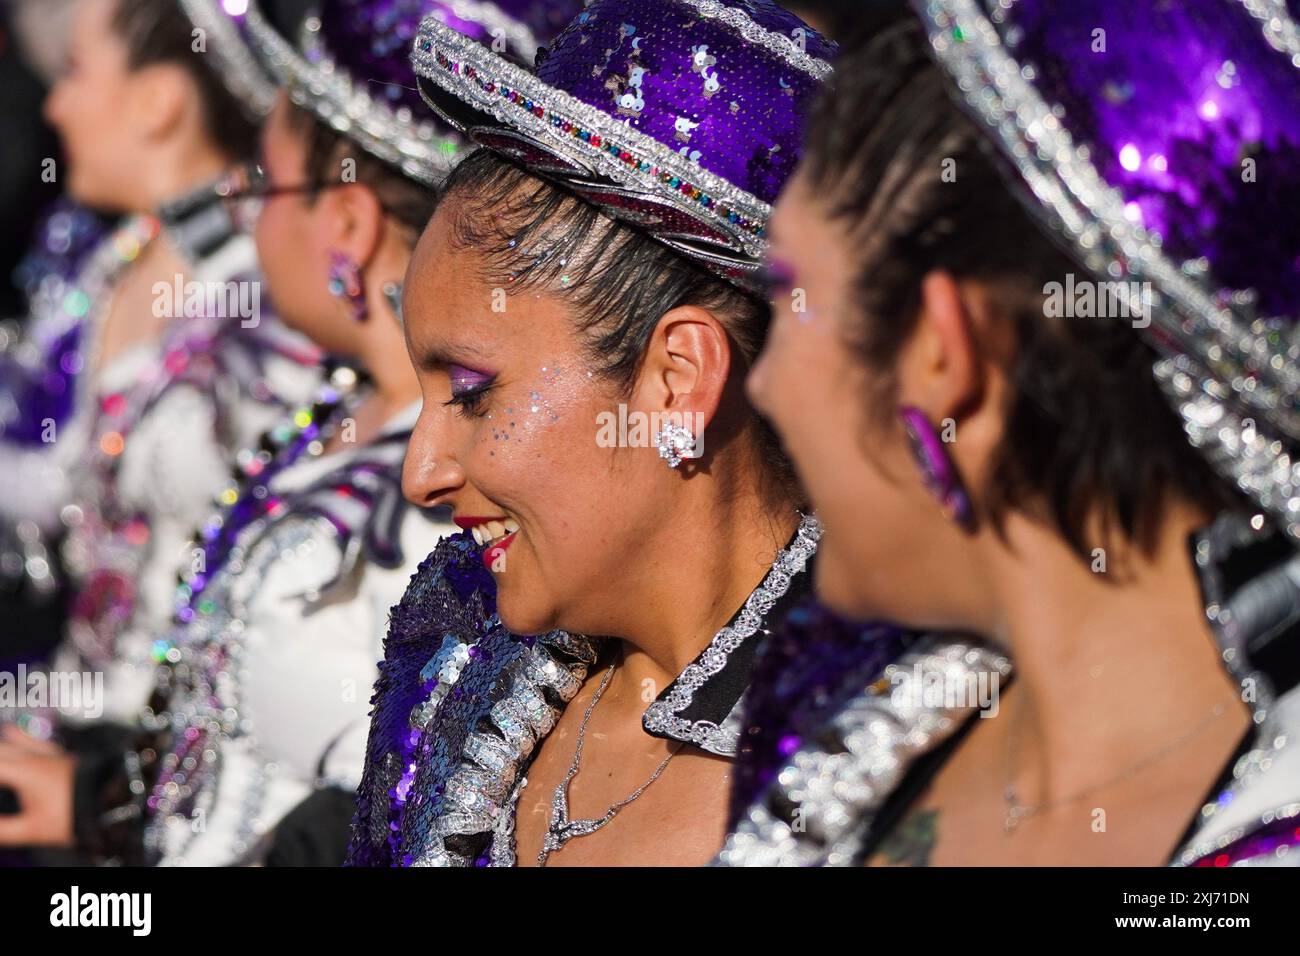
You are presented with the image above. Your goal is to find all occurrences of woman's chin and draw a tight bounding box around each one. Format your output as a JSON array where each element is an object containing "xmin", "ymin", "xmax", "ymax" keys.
[{"xmin": 494, "ymin": 584, "xmax": 556, "ymax": 638}]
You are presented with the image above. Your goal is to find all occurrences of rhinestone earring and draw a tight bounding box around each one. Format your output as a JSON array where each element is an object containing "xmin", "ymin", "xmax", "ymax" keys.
[
  {"xmin": 328, "ymin": 250, "xmax": 368, "ymax": 322},
  {"xmin": 897, "ymin": 405, "xmax": 974, "ymax": 531},
  {"xmin": 655, "ymin": 421, "xmax": 698, "ymax": 469}
]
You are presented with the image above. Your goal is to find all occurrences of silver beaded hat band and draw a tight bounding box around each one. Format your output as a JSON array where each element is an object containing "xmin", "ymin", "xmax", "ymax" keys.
[
  {"xmin": 241, "ymin": 0, "xmax": 470, "ymax": 186},
  {"xmin": 177, "ymin": 0, "xmax": 279, "ymax": 118},
  {"xmin": 410, "ymin": 0, "xmax": 837, "ymax": 292},
  {"xmin": 915, "ymin": 0, "xmax": 1300, "ymax": 541}
]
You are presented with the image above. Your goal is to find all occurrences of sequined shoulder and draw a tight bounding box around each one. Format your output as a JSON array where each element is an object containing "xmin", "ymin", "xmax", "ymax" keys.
[
  {"xmin": 347, "ymin": 532, "xmax": 597, "ymax": 866},
  {"xmin": 717, "ymin": 636, "xmax": 1011, "ymax": 866}
]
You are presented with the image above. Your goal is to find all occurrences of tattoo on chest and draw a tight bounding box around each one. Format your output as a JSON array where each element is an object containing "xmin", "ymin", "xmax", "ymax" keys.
[{"xmin": 878, "ymin": 809, "xmax": 940, "ymax": 867}]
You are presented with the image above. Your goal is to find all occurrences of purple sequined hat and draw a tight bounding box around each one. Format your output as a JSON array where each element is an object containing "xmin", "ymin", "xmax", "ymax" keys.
[
  {"xmin": 916, "ymin": 0, "xmax": 1300, "ymax": 540},
  {"xmin": 178, "ymin": 1, "xmax": 280, "ymax": 117},
  {"xmin": 412, "ymin": 0, "xmax": 836, "ymax": 290},
  {"xmin": 243, "ymin": 1, "xmax": 576, "ymax": 185}
]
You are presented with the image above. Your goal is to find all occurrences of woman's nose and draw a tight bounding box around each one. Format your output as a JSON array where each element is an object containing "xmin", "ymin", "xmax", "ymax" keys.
[{"xmin": 402, "ymin": 416, "xmax": 464, "ymax": 509}]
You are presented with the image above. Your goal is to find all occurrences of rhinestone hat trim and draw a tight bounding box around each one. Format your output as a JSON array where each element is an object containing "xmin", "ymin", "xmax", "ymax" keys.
[
  {"xmin": 440, "ymin": 0, "xmax": 545, "ymax": 60},
  {"xmin": 179, "ymin": 0, "xmax": 278, "ymax": 118},
  {"xmin": 411, "ymin": 6, "xmax": 823, "ymax": 276},
  {"xmin": 716, "ymin": 638, "xmax": 1012, "ymax": 866},
  {"xmin": 1238, "ymin": 0, "xmax": 1300, "ymax": 63},
  {"xmin": 642, "ymin": 513, "xmax": 823, "ymax": 756},
  {"xmin": 917, "ymin": 0, "xmax": 1300, "ymax": 541},
  {"xmin": 673, "ymin": 0, "xmax": 834, "ymax": 79},
  {"xmin": 243, "ymin": 0, "xmax": 465, "ymax": 186}
]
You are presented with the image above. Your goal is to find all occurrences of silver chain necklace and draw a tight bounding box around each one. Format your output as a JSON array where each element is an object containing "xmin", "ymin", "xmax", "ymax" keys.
[
  {"xmin": 536, "ymin": 662, "xmax": 683, "ymax": 866},
  {"xmin": 1002, "ymin": 693, "xmax": 1234, "ymax": 833}
]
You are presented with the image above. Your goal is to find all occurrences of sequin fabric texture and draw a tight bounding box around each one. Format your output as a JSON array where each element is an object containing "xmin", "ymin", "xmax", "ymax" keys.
[
  {"xmin": 727, "ymin": 602, "xmax": 912, "ymax": 826},
  {"xmin": 1, "ymin": 201, "xmax": 111, "ymax": 445},
  {"xmin": 998, "ymin": 0, "xmax": 1300, "ymax": 316},
  {"xmin": 245, "ymin": 0, "xmax": 581, "ymax": 184},
  {"xmin": 916, "ymin": 0, "xmax": 1300, "ymax": 541},
  {"xmin": 347, "ymin": 533, "xmax": 587, "ymax": 866},
  {"xmin": 413, "ymin": 0, "xmax": 837, "ymax": 287}
]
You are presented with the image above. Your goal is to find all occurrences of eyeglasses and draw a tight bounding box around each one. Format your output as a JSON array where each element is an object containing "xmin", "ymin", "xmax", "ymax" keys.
[
  {"xmin": 215, "ymin": 162, "xmax": 353, "ymax": 231},
  {"xmin": 218, "ymin": 161, "xmax": 352, "ymax": 201}
]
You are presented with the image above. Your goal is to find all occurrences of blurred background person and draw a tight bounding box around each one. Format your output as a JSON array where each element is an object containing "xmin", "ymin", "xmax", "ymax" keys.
[
  {"xmin": 0, "ymin": 0, "xmax": 321, "ymax": 743},
  {"xmin": 724, "ymin": 2, "xmax": 1300, "ymax": 866},
  {"xmin": 0, "ymin": 0, "xmax": 479, "ymax": 866}
]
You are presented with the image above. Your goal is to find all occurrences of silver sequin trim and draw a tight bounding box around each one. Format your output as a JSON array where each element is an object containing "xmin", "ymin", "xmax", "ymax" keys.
[
  {"xmin": 244, "ymin": 1, "xmax": 463, "ymax": 186},
  {"xmin": 411, "ymin": 16, "xmax": 776, "ymax": 261},
  {"xmin": 1236, "ymin": 0, "xmax": 1300, "ymax": 64},
  {"xmin": 716, "ymin": 638, "xmax": 1012, "ymax": 866},
  {"xmin": 918, "ymin": 0, "xmax": 1300, "ymax": 542},
  {"xmin": 672, "ymin": 0, "xmax": 834, "ymax": 79},
  {"xmin": 437, "ymin": 0, "xmax": 544, "ymax": 63},
  {"xmin": 641, "ymin": 513, "xmax": 822, "ymax": 756},
  {"xmin": 411, "ymin": 634, "xmax": 598, "ymax": 866},
  {"xmin": 179, "ymin": 0, "xmax": 277, "ymax": 117}
]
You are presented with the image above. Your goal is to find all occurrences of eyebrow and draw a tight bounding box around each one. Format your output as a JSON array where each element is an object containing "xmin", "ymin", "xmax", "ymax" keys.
[{"xmin": 412, "ymin": 338, "xmax": 495, "ymax": 372}]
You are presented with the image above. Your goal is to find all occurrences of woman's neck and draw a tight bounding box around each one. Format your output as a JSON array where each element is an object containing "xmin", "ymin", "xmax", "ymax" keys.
[
  {"xmin": 140, "ymin": 148, "xmax": 232, "ymax": 213},
  {"xmin": 608, "ymin": 488, "xmax": 801, "ymax": 702},
  {"xmin": 981, "ymin": 502, "xmax": 1248, "ymax": 803}
]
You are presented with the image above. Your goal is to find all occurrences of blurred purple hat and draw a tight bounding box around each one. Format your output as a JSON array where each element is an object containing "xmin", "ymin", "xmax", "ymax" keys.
[
  {"xmin": 243, "ymin": 0, "xmax": 578, "ymax": 185},
  {"xmin": 412, "ymin": 0, "xmax": 836, "ymax": 290},
  {"xmin": 916, "ymin": 0, "xmax": 1300, "ymax": 541},
  {"xmin": 178, "ymin": 1, "xmax": 280, "ymax": 117}
]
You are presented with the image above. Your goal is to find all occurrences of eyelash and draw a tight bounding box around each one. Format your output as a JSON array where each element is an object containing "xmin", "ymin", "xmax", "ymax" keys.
[{"xmin": 443, "ymin": 378, "xmax": 496, "ymax": 418}]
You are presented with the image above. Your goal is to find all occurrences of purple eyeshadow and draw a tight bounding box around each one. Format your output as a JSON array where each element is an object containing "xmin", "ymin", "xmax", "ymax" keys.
[{"xmin": 448, "ymin": 363, "xmax": 493, "ymax": 395}]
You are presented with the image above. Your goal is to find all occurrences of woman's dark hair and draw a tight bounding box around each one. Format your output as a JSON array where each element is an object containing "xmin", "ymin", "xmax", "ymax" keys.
[
  {"xmin": 781, "ymin": 0, "xmax": 906, "ymax": 41},
  {"xmin": 110, "ymin": 0, "xmax": 260, "ymax": 162},
  {"xmin": 286, "ymin": 104, "xmax": 438, "ymax": 239},
  {"xmin": 434, "ymin": 148, "xmax": 802, "ymax": 511},
  {"xmin": 804, "ymin": 20, "xmax": 1242, "ymax": 558}
]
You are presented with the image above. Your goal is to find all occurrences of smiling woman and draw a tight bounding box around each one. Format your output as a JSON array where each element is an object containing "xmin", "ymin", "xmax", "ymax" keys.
[
  {"xmin": 0, "ymin": 0, "xmax": 574, "ymax": 868},
  {"xmin": 347, "ymin": 0, "xmax": 839, "ymax": 868}
]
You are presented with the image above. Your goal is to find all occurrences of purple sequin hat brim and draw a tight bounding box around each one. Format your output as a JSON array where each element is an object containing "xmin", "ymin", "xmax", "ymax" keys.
[
  {"xmin": 411, "ymin": 0, "xmax": 835, "ymax": 292},
  {"xmin": 916, "ymin": 0, "xmax": 1300, "ymax": 541},
  {"xmin": 243, "ymin": 0, "xmax": 473, "ymax": 185},
  {"xmin": 179, "ymin": 0, "xmax": 279, "ymax": 118}
]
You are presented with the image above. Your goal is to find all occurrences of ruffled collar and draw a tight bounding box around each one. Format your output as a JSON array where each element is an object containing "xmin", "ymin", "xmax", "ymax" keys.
[
  {"xmin": 1173, "ymin": 513, "xmax": 1300, "ymax": 866},
  {"xmin": 643, "ymin": 513, "xmax": 823, "ymax": 756}
]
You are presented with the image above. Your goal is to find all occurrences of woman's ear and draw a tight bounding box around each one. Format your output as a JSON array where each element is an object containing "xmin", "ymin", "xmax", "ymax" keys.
[
  {"xmin": 896, "ymin": 270, "xmax": 983, "ymax": 422},
  {"xmin": 635, "ymin": 305, "xmax": 731, "ymax": 428},
  {"xmin": 125, "ymin": 62, "xmax": 191, "ymax": 143},
  {"xmin": 319, "ymin": 181, "xmax": 386, "ymax": 266},
  {"xmin": 897, "ymin": 270, "xmax": 1010, "ymax": 494}
]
